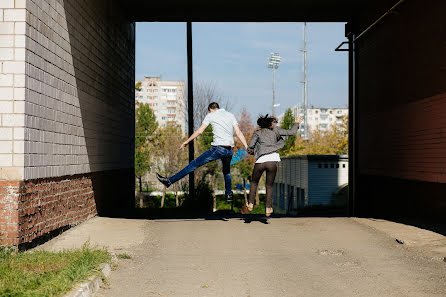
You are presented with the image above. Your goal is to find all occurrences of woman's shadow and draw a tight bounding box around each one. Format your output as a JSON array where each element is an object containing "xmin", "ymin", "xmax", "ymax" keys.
[{"xmin": 243, "ymin": 215, "xmax": 270, "ymax": 224}]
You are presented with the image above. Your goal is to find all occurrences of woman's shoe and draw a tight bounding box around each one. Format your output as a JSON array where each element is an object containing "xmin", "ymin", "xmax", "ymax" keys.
[
  {"xmin": 240, "ymin": 203, "xmax": 254, "ymax": 214},
  {"xmin": 265, "ymin": 207, "xmax": 273, "ymax": 217}
]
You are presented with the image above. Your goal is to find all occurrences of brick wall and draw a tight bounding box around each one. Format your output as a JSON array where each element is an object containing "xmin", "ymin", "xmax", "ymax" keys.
[
  {"xmin": 24, "ymin": 0, "xmax": 135, "ymax": 179},
  {"xmin": 357, "ymin": 0, "xmax": 446, "ymax": 182},
  {"xmin": 355, "ymin": 0, "xmax": 446, "ymax": 219},
  {"xmin": 0, "ymin": 176, "xmax": 96, "ymax": 246},
  {"xmin": 1, "ymin": 0, "xmax": 135, "ymax": 246},
  {"xmin": 0, "ymin": 0, "xmax": 26, "ymax": 181}
]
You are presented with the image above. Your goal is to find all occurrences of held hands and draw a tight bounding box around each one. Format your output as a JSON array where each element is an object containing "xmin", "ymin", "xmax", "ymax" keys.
[
  {"xmin": 179, "ymin": 141, "xmax": 188, "ymax": 150},
  {"xmin": 295, "ymin": 116, "xmax": 303, "ymax": 124}
]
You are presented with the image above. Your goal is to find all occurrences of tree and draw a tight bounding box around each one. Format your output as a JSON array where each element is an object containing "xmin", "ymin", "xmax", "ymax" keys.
[
  {"xmin": 156, "ymin": 124, "xmax": 188, "ymax": 207},
  {"xmin": 184, "ymin": 81, "xmax": 234, "ymax": 130},
  {"xmin": 279, "ymin": 108, "xmax": 296, "ymax": 155},
  {"xmin": 135, "ymin": 81, "xmax": 142, "ymax": 91},
  {"xmin": 135, "ymin": 102, "xmax": 158, "ymax": 192},
  {"xmin": 234, "ymin": 108, "xmax": 256, "ymax": 204},
  {"xmin": 197, "ymin": 125, "xmax": 219, "ymax": 210},
  {"xmin": 287, "ymin": 115, "xmax": 349, "ymax": 155}
]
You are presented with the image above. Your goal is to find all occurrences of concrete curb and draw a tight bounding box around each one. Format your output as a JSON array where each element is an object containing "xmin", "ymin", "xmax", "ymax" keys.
[{"xmin": 64, "ymin": 262, "xmax": 112, "ymax": 297}]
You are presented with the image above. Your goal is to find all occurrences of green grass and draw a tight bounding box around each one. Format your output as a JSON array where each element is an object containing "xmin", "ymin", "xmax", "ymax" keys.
[
  {"xmin": 215, "ymin": 194, "xmax": 267, "ymax": 214},
  {"xmin": 0, "ymin": 244, "xmax": 111, "ymax": 297},
  {"xmin": 137, "ymin": 191, "xmax": 269, "ymax": 215},
  {"xmin": 116, "ymin": 253, "xmax": 132, "ymax": 259}
]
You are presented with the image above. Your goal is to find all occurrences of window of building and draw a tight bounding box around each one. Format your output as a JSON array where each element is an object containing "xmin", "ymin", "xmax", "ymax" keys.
[
  {"xmin": 153, "ymin": 96, "xmax": 158, "ymax": 99},
  {"xmin": 320, "ymin": 109, "xmax": 327, "ymax": 114},
  {"xmin": 315, "ymin": 110, "xmax": 318, "ymax": 114},
  {"xmin": 168, "ymin": 109, "xmax": 176, "ymax": 114},
  {"xmin": 337, "ymin": 110, "xmax": 343, "ymax": 114},
  {"xmin": 329, "ymin": 110, "xmax": 333, "ymax": 114},
  {"xmin": 320, "ymin": 123, "xmax": 328, "ymax": 129},
  {"xmin": 162, "ymin": 116, "xmax": 166, "ymax": 120}
]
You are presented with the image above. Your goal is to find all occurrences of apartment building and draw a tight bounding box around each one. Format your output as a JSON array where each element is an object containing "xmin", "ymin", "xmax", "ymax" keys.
[
  {"xmin": 135, "ymin": 76, "xmax": 186, "ymax": 133},
  {"xmin": 278, "ymin": 106, "xmax": 348, "ymax": 134}
]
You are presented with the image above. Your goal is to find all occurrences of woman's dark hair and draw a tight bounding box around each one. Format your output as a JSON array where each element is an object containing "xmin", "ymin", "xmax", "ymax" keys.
[{"xmin": 257, "ymin": 114, "xmax": 277, "ymax": 129}]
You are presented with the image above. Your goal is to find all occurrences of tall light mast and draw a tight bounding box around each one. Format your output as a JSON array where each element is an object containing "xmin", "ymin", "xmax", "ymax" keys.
[
  {"xmin": 267, "ymin": 52, "xmax": 281, "ymax": 117},
  {"xmin": 300, "ymin": 22, "xmax": 308, "ymax": 139}
]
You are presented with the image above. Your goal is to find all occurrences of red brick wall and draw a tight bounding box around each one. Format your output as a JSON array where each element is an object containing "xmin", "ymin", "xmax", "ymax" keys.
[
  {"xmin": 357, "ymin": 0, "xmax": 446, "ymax": 183},
  {"xmin": 355, "ymin": 0, "xmax": 446, "ymax": 219},
  {"xmin": 0, "ymin": 181, "xmax": 20, "ymax": 245},
  {"xmin": 359, "ymin": 93, "xmax": 446, "ymax": 183},
  {"xmin": 0, "ymin": 175, "xmax": 97, "ymax": 246}
]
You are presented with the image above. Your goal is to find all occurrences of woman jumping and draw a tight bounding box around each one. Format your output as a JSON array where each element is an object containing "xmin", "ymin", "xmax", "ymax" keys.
[{"xmin": 243, "ymin": 114, "xmax": 302, "ymax": 216}]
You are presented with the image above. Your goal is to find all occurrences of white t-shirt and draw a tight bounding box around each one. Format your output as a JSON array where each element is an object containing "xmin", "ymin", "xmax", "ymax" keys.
[
  {"xmin": 255, "ymin": 152, "xmax": 281, "ymax": 163},
  {"xmin": 202, "ymin": 109, "xmax": 238, "ymax": 147}
]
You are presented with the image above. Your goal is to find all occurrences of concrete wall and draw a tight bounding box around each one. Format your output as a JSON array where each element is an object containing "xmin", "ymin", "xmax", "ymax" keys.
[
  {"xmin": 0, "ymin": 0, "xmax": 135, "ymax": 246},
  {"xmin": 356, "ymin": 0, "xmax": 446, "ymax": 219}
]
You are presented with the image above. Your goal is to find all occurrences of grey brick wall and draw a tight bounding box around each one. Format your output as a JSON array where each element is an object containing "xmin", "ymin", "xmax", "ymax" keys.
[{"xmin": 23, "ymin": 0, "xmax": 135, "ymax": 179}]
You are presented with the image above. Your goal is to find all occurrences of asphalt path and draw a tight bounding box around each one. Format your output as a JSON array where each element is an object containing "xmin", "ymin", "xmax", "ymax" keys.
[{"xmin": 94, "ymin": 217, "xmax": 446, "ymax": 297}]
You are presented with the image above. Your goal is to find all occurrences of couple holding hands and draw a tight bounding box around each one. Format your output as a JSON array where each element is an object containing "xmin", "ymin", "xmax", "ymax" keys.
[{"xmin": 157, "ymin": 102, "xmax": 302, "ymax": 216}]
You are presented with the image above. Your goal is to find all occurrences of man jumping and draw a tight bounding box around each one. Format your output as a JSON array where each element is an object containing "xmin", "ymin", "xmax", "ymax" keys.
[{"xmin": 156, "ymin": 102, "xmax": 248, "ymax": 202}]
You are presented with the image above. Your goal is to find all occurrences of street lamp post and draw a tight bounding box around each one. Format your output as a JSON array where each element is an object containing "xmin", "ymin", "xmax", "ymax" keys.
[{"xmin": 267, "ymin": 53, "xmax": 281, "ymax": 117}]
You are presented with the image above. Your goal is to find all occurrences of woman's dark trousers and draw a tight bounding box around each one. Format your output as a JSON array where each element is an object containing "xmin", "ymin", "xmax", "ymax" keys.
[{"xmin": 248, "ymin": 161, "xmax": 278, "ymax": 208}]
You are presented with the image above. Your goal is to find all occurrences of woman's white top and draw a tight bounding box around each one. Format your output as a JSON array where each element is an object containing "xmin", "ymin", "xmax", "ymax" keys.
[{"xmin": 255, "ymin": 152, "xmax": 281, "ymax": 163}]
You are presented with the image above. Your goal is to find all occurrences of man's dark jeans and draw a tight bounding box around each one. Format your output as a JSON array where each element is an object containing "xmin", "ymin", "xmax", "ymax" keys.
[{"xmin": 168, "ymin": 146, "xmax": 233, "ymax": 195}]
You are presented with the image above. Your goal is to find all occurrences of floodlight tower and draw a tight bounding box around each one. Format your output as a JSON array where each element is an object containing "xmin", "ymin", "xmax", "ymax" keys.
[
  {"xmin": 300, "ymin": 22, "xmax": 308, "ymax": 139},
  {"xmin": 267, "ymin": 52, "xmax": 281, "ymax": 117}
]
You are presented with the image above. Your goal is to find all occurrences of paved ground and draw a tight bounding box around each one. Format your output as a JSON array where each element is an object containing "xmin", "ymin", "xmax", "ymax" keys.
[{"xmin": 38, "ymin": 216, "xmax": 446, "ymax": 297}]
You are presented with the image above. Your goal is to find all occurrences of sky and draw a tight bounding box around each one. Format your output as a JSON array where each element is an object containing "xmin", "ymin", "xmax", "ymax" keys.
[{"xmin": 135, "ymin": 22, "xmax": 348, "ymax": 119}]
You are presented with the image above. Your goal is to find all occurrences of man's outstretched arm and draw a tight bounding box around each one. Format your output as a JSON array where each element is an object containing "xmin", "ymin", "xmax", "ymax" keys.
[
  {"xmin": 179, "ymin": 124, "xmax": 208, "ymax": 150},
  {"xmin": 234, "ymin": 125, "xmax": 248, "ymax": 150}
]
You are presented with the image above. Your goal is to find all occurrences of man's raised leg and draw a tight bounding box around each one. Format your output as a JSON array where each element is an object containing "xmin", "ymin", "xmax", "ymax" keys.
[{"xmin": 157, "ymin": 147, "xmax": 221, "ymax": 187}]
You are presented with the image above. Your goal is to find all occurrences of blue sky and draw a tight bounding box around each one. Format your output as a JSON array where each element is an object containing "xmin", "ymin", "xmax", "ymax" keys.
[{"xmin": 136, "ymin": 22, "xmax": 348, "ymax": 119}]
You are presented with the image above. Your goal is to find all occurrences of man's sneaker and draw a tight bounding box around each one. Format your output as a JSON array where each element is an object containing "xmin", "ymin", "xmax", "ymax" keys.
[
  {"xmin": 156, "ymin": 173, "xmax": 171, "ymax": 188},
  {"xmin": 226, "ymin": 193, "xmax": 233, "ymax": 202}
]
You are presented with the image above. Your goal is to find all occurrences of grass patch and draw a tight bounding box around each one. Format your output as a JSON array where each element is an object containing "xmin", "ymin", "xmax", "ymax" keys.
[
  {"xmin": 117, "ymin": 253, "xmax": 132, "ymax": 259},
  {"xmin": 0, "ymin": 244, "xmax": 111, "ymax": 297},
  {"xmin": 215, "ymin": 194, "xmax": 266, "ymax": 214}
]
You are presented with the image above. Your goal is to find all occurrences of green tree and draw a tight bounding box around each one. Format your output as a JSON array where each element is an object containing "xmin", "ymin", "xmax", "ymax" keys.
[
  {"xmin": 288, "ymin": 115, "xmax": 348, "ymax": 155},
  {"xmin": 135, "ymin": 102, "xmax": 158, "ymax": 192},
  {"xmin": 156, "ymin": 124, "xmax": 188, "ymax": 207},
  {"xmin": 234, "ymin": 108, "xmax": 255, "ymax": 204},
  {"xmin": 279, "ymin": 108, "xmax": 296, "ymax": 155},
  {"xmin": 198, "ymin": 125, "xmax": 220, "ymax": 210},
  {"xmin": 135, "ymin": 81, "xmax": 142, "ymax": 92}
]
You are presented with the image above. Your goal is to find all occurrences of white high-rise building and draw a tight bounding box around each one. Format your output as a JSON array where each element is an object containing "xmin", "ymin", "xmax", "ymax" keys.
[
  {"xmin": 278, "ymin": 106, "xmax": 348, "ymax": 134},
  {"xmin": 135, "ymin": 76, "xmax": 186, "ymax": 133}
]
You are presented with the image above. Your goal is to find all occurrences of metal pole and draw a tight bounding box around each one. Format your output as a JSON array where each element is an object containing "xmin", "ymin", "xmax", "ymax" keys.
[
  {"xmin": 347, "ymin": 27, "xmax": 357, "ymax": 217},
  {"xmin": 272, "ymin": 67, "xmax": 275, "ymax": 116},
  {"xmin": 187, "ymin": 22, "xmax": 195, "ymax": 197},
  {"xmin": 303, "ymin": 22, "xmax": 308, "ymax": 139}
]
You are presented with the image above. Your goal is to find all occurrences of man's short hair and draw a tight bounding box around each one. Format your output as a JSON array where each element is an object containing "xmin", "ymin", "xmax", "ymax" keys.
[{"xmin": 208, "ymin": 102, "xmax": 220, "ymax": 111}]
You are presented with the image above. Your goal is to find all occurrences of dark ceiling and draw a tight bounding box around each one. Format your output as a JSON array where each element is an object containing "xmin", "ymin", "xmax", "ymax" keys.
[{"xmin": 120, "ymin": 0, "xmax": 374, "ymax": 22}]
